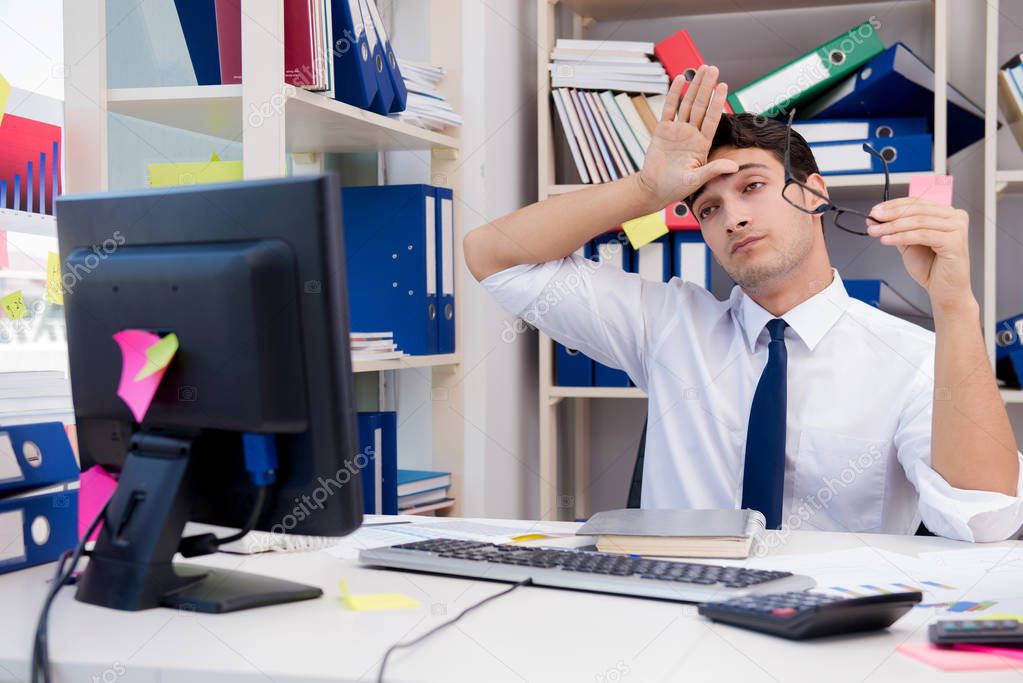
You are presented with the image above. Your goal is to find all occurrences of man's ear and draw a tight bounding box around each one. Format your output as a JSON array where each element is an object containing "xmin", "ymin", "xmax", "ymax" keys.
[{"xmin": 804, "ymin": 172, "xmax": 830, "ymax": 209}]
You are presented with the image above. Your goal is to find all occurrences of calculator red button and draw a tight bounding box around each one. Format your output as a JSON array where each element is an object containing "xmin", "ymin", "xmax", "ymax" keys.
[{"xmin": 771, "ymin": 607, "xmax": 797, "ymax": 617}]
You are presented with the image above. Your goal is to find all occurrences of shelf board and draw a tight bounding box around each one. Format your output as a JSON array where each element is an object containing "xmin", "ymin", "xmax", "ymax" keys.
[
  {"xmin": 107, "ymin": 85, "xmax": 460, "ymax": 153},
  {"xmin": 560, "ymin": 0, "xmax": 911, "ymax": 21},
  {"xmin": 0, "ymin": 210, "xmax": 57, "ymax": 238},
  {"xmin": 352, "ymin": 353, "xmax": 459, "ymax": 373},
  {"xmin": 1001, "ymin": 389, "xmax": 1023, "ymax": 404},
  {"xmin": 547, "ymin": 173, "xmax": 915, "ymax": 202},
  {"xmin": 548, "ymin": 386, "xmax": 647, "ymax": 399},
  {"xmin": 995, "ymin": 170, "xmax": 1023, "ymax": 195}
]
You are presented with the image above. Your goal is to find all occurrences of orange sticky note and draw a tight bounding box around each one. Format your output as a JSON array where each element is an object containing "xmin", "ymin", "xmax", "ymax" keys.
[
  {"xmin": 908, "ymin": 175, "xmax": 953, "ymax": 206},
  {"xmin": 114, "ymin": 330, "xmax": 171, "ymax": 422},
  {"xmin": 2, "ymin": 290, "xmax": 26, "ymax": 320}
]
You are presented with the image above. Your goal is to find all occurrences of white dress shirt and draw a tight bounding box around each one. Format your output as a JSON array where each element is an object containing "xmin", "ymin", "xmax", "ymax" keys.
[{"xmin": 482, "ymin": 253, "xmax": 1023, "ymax": 542}]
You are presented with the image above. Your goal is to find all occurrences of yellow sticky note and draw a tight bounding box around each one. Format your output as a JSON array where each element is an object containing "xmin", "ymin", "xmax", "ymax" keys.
[
  {"xmin": 210, "ymin": 151, "xmax": 221, "ymax": 162},
  {"xmin": 622, "ymin": 210, "xmax": 668, "ymax": 249},
  {"xmin": 339, "ymin": 578, "xmax": 421, "ymax": 612},
  {"xmin": 147, "ymin": 153, "xmax": 243, "ymax": 187},
  {"xmin": 2, "ymin": 290, "xmax": 27, "ymax": 320},
  {"xmin": 45, "ymin": 252, "xmax": 63, "ymax": 305},
  {"xmin": 0, "ymin": 72, "xmax": 10, "ymax": 128},
  {"xmin": 509, "ymin": 533, "xmax": 549, "ymax": 543},
  {"xmin": 135, "ymin": 333, "xmax": 179, "ymax": 381}
]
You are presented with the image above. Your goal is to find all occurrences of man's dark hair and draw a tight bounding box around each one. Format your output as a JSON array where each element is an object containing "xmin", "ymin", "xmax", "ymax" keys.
[{"xmin": 685, "ymin": 113, "xmax": 819, "ymax": 210}]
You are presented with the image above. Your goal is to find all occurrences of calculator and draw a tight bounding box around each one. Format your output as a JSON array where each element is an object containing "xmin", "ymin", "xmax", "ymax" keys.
[
  {"xmin": 698, "ymin": 590, "xmax": 922, "ymax": 639},
  {"xmin": 929, "ymin": 619, "xmax": 1023, "ymax": 647}
]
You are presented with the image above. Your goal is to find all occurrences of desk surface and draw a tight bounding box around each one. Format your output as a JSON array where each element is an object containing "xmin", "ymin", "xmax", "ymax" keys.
[{"xmin": 2, "ymin": 516, "xmax": 1023, "ymax": 683}]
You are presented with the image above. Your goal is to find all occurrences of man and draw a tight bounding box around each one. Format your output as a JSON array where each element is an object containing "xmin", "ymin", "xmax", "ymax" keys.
[{"xmin": 463, "ymin": 65, "xmax": 1023, "ymax": 542}]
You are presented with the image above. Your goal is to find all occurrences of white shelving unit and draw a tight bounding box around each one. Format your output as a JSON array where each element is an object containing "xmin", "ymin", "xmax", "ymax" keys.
[
  {"xmin": 986, "ymin": 0, "xmax": 1023, "ymax": 404},
  {"xmin": 535, "ymin": 0, "xmax": 957, "ymax": 521},
  {"xmin": 62, "ymin": 0, "xmax": 468, "ymax": 514}
]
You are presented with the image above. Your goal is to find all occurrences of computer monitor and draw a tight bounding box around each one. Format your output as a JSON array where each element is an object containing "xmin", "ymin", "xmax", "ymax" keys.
[{"xmin": 56, "ymin": 174, "xmax": 363, "ymax": 612}]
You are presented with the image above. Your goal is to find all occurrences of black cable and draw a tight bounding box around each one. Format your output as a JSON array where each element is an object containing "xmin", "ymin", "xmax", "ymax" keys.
[
  {"xmin": 32, "ymin": 499, "xmax": 109, "ymax": 683},
  {"xmin": 376, "ymin": 578, "xmax": 532, "ymax": 683},
  {"xmin": 178, "ymin": 486, "xmax": 268, "ymax": 557}
]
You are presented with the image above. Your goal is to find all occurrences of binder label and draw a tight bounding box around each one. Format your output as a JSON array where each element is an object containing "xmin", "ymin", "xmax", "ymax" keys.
[
  {"xmin": 0, "ymin": 434, "xmax": 21, "ymax": 484},
  {"xmin": 0, "ymin": 509, "xmax": 26, "ymax": 565}
]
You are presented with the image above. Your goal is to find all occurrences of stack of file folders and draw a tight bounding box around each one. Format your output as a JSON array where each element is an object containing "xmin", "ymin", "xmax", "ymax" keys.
[
  {"xmin": 392, "ymin": 59, "xmax": 464, "ymax": 131},
  {"xmin": 556, "ymin": 207, "xmax": 709, "ymax": 388},
  {"xmin": 0, "ymin": 422, "xmax": 79, "ymax": 574},
  {"xmin": 172, "ymin": 0, "xmax": 408, "ymax": 115},
  {"xmin": 358, "ymin": 411, "xmax": 453, "ymax": 515},
  {"xmin": 996, "ymin": 314, "xmax": 1023, "ymax": 389},
  {"xmin": 342, "ymin": 184, "xmax": 455, "ymax": 357}
]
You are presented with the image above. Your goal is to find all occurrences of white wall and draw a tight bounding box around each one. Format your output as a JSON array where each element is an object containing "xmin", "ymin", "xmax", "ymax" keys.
[{"xmin": 459, "ymin": 0, "xmax": 539, "ymax": 518}]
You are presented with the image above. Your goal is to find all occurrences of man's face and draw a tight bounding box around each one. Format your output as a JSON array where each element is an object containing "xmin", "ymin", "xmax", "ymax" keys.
[{"xmin": 690, "ymin": 146, "xmax": 823, "ymax": 292}]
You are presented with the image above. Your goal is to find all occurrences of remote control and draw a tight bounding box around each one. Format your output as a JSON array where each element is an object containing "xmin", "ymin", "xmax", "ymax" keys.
[
  {"xmin": 929, "ymin": 619, "xmax": 1023, "ymax": 647},
  {"xmin": 698, "ymin": 590, "xmax": 922, "ymax": 639}
]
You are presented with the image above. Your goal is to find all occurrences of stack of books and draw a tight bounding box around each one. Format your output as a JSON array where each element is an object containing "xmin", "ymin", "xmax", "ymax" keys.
[
  {"xmin": 397, "ymin": 469, "xmax": 453, "ymax": 515},
  {"xmin": 350, "ymin": 332, "xmax": 405, "ymax": 363},
  {"xmin": 549, "ymin": 39, "xmax": 667, "ymax": 184},
  {"xmin": 392, "ymin": 60, "xmax": 464, "ymax": 131}
]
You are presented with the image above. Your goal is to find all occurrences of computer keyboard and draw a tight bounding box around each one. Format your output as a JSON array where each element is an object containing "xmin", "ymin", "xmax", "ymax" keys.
[{"xmin": 358, "ymin": 538, "xmax": 816, "ymax": 603}]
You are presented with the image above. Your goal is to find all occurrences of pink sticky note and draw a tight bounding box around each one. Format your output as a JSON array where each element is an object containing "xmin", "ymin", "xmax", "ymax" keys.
[
  {"xmin": 908, "ymin": 175, "xmax": 953, "ymax": 206},
  {"xmin": 113, "ymin": 329, "xmax": 168, "ymax": 423},
  {"xmin": 955, "ymin": 643, "xmax": 1023, "ymax": 661},
  {"xmin": 898, "ymin": 642, "xmax": 1023, "ymax": 671},
  {"xmin": 78, "ymin": 465, "xmax": 117, "ymax": 542}
]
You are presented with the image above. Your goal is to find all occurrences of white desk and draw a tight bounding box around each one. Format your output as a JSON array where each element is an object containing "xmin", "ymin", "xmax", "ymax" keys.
[{"xmin": 2, "ymin": 516, "xmax": 1022, "ymax": 682}]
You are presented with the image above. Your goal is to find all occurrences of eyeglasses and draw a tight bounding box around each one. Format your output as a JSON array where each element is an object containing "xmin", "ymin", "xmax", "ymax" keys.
[{"xmin": 781, "ymin": 109, "xmax": 890, "ymax": 237}]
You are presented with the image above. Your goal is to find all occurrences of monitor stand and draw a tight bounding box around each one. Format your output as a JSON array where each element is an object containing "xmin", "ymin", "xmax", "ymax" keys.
[{"xmin": 75, "ymin": 431, "xmax": 322, "ymax": 613}]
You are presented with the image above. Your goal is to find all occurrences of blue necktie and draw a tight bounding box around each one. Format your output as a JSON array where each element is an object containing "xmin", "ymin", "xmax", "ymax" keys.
[{"xmin": 741, "ymin": 318, "xmax": 788, "ymax": 530}]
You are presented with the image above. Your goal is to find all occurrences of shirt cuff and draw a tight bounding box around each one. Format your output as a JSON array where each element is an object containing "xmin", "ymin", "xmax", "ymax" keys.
[{"xmin": 912, "ymin": 451, "xmax": 1023, "ymax": 542}]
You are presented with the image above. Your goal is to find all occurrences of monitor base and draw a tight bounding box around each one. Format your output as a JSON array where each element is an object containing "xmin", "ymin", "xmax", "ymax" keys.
[{"xmin": 161, "ymin": 564, "xmax": 323, "ymax": 613}]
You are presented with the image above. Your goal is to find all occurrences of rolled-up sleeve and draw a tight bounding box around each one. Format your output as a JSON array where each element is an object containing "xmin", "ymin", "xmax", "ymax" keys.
[
  {"xmin": 480, "ymin": 253, "xmax": 665, "ymax": 392},
  {"xmin": 894, "ymin": 351, "xmax": 1023, "ymax": 542}
]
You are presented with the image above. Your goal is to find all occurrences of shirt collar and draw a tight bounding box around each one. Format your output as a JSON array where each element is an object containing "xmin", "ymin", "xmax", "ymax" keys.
[{"xmin": 731, "ymin": 268, "xmax": 851, "ymax": 353}]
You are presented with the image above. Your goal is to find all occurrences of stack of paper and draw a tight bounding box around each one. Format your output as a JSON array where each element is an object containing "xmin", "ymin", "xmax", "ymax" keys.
[
  {"xmin": 549, "ymin": 39, "xmax": 668, "ymax": 94},
  {"xmin": 391, "ymin": 60, "xmax": 463, "ymax": 131},
  {"xmin": 0, "ymin": 370, "xmax": 73, "ymax": 425},
  {"xmin": 350, "ymin": 332, "xmax": 405, "ymax": 362}
]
